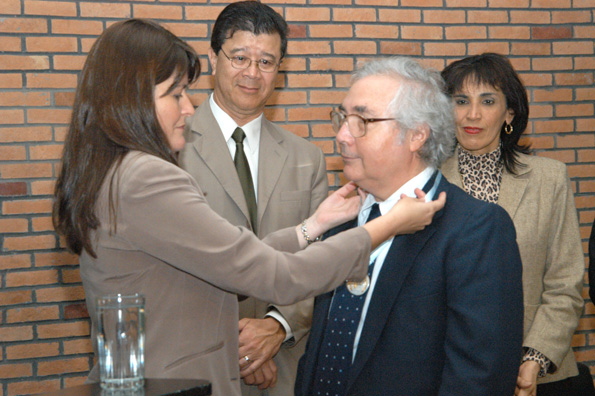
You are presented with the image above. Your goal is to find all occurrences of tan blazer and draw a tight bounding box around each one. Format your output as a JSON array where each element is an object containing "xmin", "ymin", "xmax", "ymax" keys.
[
  {"xmin": 81, "ymin": 152, "xmax": 370, "ymax": 396},
  {"xmin": 442, "ymin": 150, "xmax": 584, "ymax": 384},
  {"xmin": 179, "ymin": 101, "xmax": 328, "ymax": 396}
]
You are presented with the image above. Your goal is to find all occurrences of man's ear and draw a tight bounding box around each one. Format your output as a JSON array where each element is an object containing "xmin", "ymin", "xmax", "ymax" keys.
[
  {"xmin": 208, "ymin": 48, "xmax": 218, "ymax": 76},
  {"xmin": 408, "ymin": 125, "xmax": 429, "ymax": 153}
]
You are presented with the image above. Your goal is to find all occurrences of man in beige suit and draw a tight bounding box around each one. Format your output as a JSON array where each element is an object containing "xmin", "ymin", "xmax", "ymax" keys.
[{"xmin": 179, "ymin": 2, "xmax": 325, "ymax": 395}]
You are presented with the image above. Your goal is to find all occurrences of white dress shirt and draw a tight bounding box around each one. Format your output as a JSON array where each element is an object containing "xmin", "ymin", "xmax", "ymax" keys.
[
  {"xmin": 209, "ymin": 94, "xmax": 293, "ymax": 342},
  {"xmin": 210, "ymin": 94, "xmax": 261, "ymax": 201},
  {"xmin": 351, "ymin": 166, "xmax": 439, "ymax": 361}
]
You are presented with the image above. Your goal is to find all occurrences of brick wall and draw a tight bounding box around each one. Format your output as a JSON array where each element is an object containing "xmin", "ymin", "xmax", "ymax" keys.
[{"xmin": 1, "ymin": 0, "xmax": 594, "ymax": 394}]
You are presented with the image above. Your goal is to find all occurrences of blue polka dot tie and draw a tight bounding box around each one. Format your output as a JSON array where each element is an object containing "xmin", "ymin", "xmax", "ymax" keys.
[{"xmin": 311, "ymin": 203, "xmax": 381, "ymax": 396}]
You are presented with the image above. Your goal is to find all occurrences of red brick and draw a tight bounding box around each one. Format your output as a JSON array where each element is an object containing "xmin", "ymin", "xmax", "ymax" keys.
[
  {"xmin": 556, "ymin": 103, "xmax": 594, "ymax": 118},
  {"xmin": 50, "ymin": 19, "xmax": 104, "ymax": 35},
  {"xmin": 0, "ymin": 73, "xmax": 23, "ymax": 88},
  {"xmin": 552, "ymin": 11, "xmax": 593, "ymax": 24},
  {"xmin": 532, "ymin": 0, "xmax": 571, "ymax": 6},
  {"xmin": 310, "ymin": 90, "xmax": 348, "ymax": 105},
  {"xmin": 6, "ymin": 305, "xmax": 60, "ymax": 323},
  {"xmin": 424, "ymin": 10, "xmax": 466, "ymax": 24},
  {"xmin": 576, "ymin": 57, "xmax": 595, "ymax": 71},
  {"xmin": 510, "ymin": 11, "xmax": 551, "ymax": 24},
  {"xmin": 310, "ymin": 24, "xmax": 353, "ymax": 38},
  {"xmin": 26, "ymin": 72, "xmax": 77, "ymax": 88},
  {"xmin": 0, "ymin": 37, "xmax": 21, "ymax": 52},
  {"xmin": 0, "ymin": 325, "xmax": 34, "ymax": 342},
  {"xmin": 555, "ymin": 72, "xmax": 594, "ymax": 86},
  {"xmin": 378, "ymin": 9, "xmax": 421, "ymax": 23},
  {"xmin": 185, "ymin": 5, "xmax": 226, "ymax": 21},
  {"xmin": 532, "ymin": 26, "xmax": 572, "ymax": 40},
  {"xmin": 553, "ymin": 41, "xmax": 594, "ymax": 56},
  {"xmin": 424, "ymin": 42, "xmax": 466, "ymax": 57},
  {"xmin": 381, "ymin": 41, "xmax": 423, "ymax": 56},
  {"xmin": 529, "ymin": 104, "xmax": 553, "ymax": 118},
  {"xmin": 63, "ymin": 338, "xmax": 93, "ymax": 355},
  {"xmin": 79, "ymin": 2, "xmax": 131, "ymax": 18},
  {"xmin": 6, "ymin": 269, "xmax": 59, "ymax": 287},
  {"xmin": 35, "ymin": 285, "xmax": 86, "ymax": 303},
  {"xmin": 402, "ymin": 26, "xmax": 443, "ymax": 40},
  {"xmin": 325, "ymin": 156, "xmax": 344, "ymax": 171},
  {"xmin": 334, "ymin": 40, "xmax": 377, "ymax": 55},
  {"xmin": 0, "ymin": 126, "xmax": 52, "ymax": 142},
  {"xmin": 0, "ymin": 218, "xmax": 28, "ymax": 233},
  {"xmin": 54, "ymin": 91, "xmax": 76, "ymax": 106},
  {"xmin": 468, "ymin": 42, "xmax": 510, "ymax": 56},
  {"xmin": 28, "ymin": 108, "xmax": 72, "ymax": 124},
  {"xmin": 332, "ymin": 8, "xmax": 377, "ymax": 22},
  {"xmin": 35, "ymin": 251, "xmax": 79, "ymax": 267},
  {"xmin": 0, "ymin": 290, "xmax": 32, "ymax": 306},
  {"xmin": 31, "ymin": 180, "xmax": 55, "ymax": 196},
  {"xmin": 0, "ymin": 181, "xmax": 27, "ymax": 195},
  {"xmin": 0, "ymin": 109, "xmax": 24, "ymax": 124},
  {"xmin": 401, "ymin": 0, "xmax": 442, "ymax": 5},
  {"xmin": 7, "ymin": 380, "xmax": 60, "ymax": 396},
  {"xmin": 286, "ymin": 7, "xmax": 330, "ymax": 22},
  {"xmin": 133, "ymin": 4, "xmax": 183, "ymax": 20},
  {"xmin": 310, "ymin": 57, "xmax": 353, "ymax": 72},
  {"xmin": 0, "ymin": 18, "xmax": 47, "ymax": 34},
  {"xmin": 0, "ymin": 55, "xmax": 49, "ymax": 70},
  {"xmin": 532, "ymin": 57, "xmax": 573, "ymax": 71},
  {"xmin": 0, "ymin": 363, "xmax": 32, "ymax": 379},
  {"xmin": 62, "ymin": 268, "xmax": 82, "ymax": 284},
  {"xmin": 577, "ymin": 88, "xmax": 595, "ymax": 101},
  {"xmin": 288, "ymin": 41, "xmax": 331, "ymax": 55},
  {"xmin": 575, "ymin": 26, "xmax": 595, "ymax": 39},
  {"xmin": 2, "ymin": 0, "xmax": 21, "ymax": 14},
  {"xmin": 32, "ymin": 216, "xmax": 54, "ymax": 232},
  {"xmin": 4, "ymin": 234, "xmax": 56, "ymax": 251},
  {"xmin": 445, "ymin": 26, "xmax": 487, "ymax": 40},
  {"xmin": 518, "ymin": 73, "xmax": 553, "ymax": 87},
  {"xmin": 24, "ymin": 0, "xmax": 77, "ymax": 17},
  {"xmin": 559, "ymin": 135, "xmax": 595, "ymax": 150},
  {"xmin": 0, "ymin": 91, "xmax": 50, "ymax": 106},
  {"xmin": 355, "ymin": 24, "xmax": 399, "ymax": 39},
  {"xmin": 161, "ymin": 22, "xmax": 208, "ymax": 39},
  {"xmin": 0, "ymin": 254, "xmax": 31, "ymax": 270},
  {"xmin": 533, "ymin": 88, "xmax": 573, "ymax": 103},
  {"xmin": 467, "ymin": 10, "xmax": 508, "ymax": 24},
  {"xmin": 489, "ymin": 26, "xmax": 531, "ymax": 40},
  {"xmin": 37, "ymin": 357, "xmax": 90, "ymax": 376},
  {"xmin": 26, "ymin": 36, "xmax": 78, "ymax": 53},
  {"xmin": 0, "ymin": 163, "xmax": 53, "ymax": 180},
  {"xmin": 64, "ymin": 302, "xmax": 89, "ymax": 320},
  {"xmin": 63, "ymin": 376, "xmax": 90, "ymax": 389},
  {"xmin": 29, "ymin": 144, "xmax": 64, "ymax": 160},
  {"xmin": 511, "ymin": 42, "xmax": 551, "ymax": 56},
  {"xmin": 6, "ymin": 342, "xmax": 60, "ymax": 359}
]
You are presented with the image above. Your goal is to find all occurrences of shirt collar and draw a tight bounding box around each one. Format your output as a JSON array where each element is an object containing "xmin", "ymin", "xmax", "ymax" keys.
[
  {"xmin": 209, "ymin": 94, "xmax": 262, "ymax": 155},
  {"xmin": 358, "ymin": 167, "xmax": 436, "ymax": 226}
]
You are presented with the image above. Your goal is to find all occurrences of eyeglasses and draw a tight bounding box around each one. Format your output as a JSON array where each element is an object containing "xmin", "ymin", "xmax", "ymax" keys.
[
  {"xmin": 219, "ymin": 48, "xmax": 280, "ymax": 73},
  {"xmin": 330, "ymin": 110, "xmax": 397, "ymax": 138}
]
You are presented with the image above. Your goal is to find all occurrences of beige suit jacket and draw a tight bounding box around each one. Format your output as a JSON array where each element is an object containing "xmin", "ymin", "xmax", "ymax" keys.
[
  {"xmin": 179, "ymin": 101, "xmax": 328, "ymax": 396},
  {"xmin": 442, "ymin": 150, "xmax": 584, "ymax": 383},
  {"xmin": 81, "ymin": 152, "xmax": 370, "ymax": 396}
]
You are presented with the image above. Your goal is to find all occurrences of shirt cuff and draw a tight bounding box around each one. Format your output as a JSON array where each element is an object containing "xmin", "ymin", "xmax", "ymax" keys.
[
  {"xmin": 522, "ymin": 347, "xmax": 552, "ymax": 378},
  {"xmin": 265, "ymin": 309, "xmax": 294, "ymax": 345}
]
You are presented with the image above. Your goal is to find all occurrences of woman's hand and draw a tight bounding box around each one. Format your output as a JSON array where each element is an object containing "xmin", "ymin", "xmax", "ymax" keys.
[
  {"xmin": 515, "ymin": 361, "xmax": 539, "ymax": 396},
  {"xmin": 362, "ymin": 189, "xmax": 446, "ymax": 250},
  {"xmin": 301, "ymin": 182, "xmax": 366, "ymax": 241},
  {"xmin": 390, "ymin": 188, "xmax": 446, "ymax": 235}
]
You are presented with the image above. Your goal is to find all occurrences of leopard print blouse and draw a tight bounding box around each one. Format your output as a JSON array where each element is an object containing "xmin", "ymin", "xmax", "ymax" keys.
[{"xmin": 457, "ymin": 145, "xmax": 503, "ymax": 204}]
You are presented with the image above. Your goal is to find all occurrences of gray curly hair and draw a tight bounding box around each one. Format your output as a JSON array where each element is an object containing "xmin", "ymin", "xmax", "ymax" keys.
[{"xmin": 352, "ymin": 57, "xmax": 456, "ymax": 168}]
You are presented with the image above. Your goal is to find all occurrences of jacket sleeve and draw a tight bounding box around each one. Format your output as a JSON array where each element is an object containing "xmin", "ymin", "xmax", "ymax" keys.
[
  {"xmin": 114, "ymin": 154, "xmax": 370, "ymax": 306},
  {"xmin": 521, "ymin": 166, "xmax": 584, "ymax": 369},
  {"xmin": 439, "ymin": 203, "xmax": 524, "ymax": 396}
]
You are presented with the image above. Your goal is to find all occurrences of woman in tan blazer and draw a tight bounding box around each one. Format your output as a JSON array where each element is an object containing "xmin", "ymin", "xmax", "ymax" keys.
[
  {"xmin": 441, "ymin": 53, "xmax": 588, "ymax": 396},
  {"xmin": 52, "ymin": 19, "xmax": 445, "ymax": 396}
]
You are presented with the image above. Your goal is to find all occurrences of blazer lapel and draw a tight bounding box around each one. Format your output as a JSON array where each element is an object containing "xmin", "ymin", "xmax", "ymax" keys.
[
  {"xmin": 347, "ymin": 179, "xmax": 447, "ymax": 388},
  {"xmin": 256, "ymin": 119, "xmax": 288, "ymax": 226},
  {"xmin": 497, "ymin": 162, "xmax": 531, "ymax": 220},
  {"xmin": 188, "ymin": 102, "xmax": 252, "ymax": 222}
]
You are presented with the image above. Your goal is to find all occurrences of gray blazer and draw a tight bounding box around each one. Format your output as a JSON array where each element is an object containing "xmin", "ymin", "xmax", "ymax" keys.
[
  {"xmin": 442, "ymin": 150, "xmax": 584, "ymax": 383},
  {"xmin": 81, "ymin": 152, "xmax": 370, "ymax": 396},
  {"xmin": 179, "ymin": 101, "xmax": 328, "ymax": 396}
]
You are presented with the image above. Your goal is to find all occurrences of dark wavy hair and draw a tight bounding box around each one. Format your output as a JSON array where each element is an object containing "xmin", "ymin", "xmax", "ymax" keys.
[
  {"xmin": 441, "ymin": 53, "xmax": 530, "ymax": 174},
  {"xmin": 210, "ymin": 1, "xmax": 289, "ymax": 59},
  {"xmin": 53, "ymin": 18, "xmax": 201, "ymax": 257}
]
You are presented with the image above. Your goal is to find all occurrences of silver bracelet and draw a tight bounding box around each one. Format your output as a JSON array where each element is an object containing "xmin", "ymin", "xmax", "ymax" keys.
[{"xmin": 301, "ymin": 220, "xmax": 321, "ymax": 245}]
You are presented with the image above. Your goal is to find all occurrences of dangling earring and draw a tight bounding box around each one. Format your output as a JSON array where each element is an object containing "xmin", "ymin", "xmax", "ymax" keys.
[{"xmin": 505, "ymin": 123, "xmax": 513, "ymax": 135}]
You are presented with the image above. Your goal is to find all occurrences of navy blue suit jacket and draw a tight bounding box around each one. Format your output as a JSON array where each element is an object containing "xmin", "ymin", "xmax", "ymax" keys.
[{"xmin": 296, "ymin": 175, "xmax": 524, "ymax": 396}]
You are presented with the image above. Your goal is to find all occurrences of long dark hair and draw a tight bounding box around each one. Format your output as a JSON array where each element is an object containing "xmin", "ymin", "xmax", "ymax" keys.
[
  {"xmin": 441, "ymin": 53, "xmax": 530, "ymax": 174},
  {"xmin": 53, "ymin": 19, "xmax": 201, "ymax": 257}
]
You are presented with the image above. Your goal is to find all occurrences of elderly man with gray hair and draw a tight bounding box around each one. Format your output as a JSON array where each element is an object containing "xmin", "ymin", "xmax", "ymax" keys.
[{"xmin": 295, "ymin": 57, "xmax": 524, "ymax": 396}]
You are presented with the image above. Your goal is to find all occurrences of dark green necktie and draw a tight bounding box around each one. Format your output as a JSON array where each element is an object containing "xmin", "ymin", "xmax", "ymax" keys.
[{"xmin": 232, "ymin": 127, "xmax": 257, "ymax": 233}]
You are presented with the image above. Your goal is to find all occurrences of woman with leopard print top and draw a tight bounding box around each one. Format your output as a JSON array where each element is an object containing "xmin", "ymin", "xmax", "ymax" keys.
[{"xmin": 440, "ymin": 53, "xmax": 589, "ymax": 396}]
